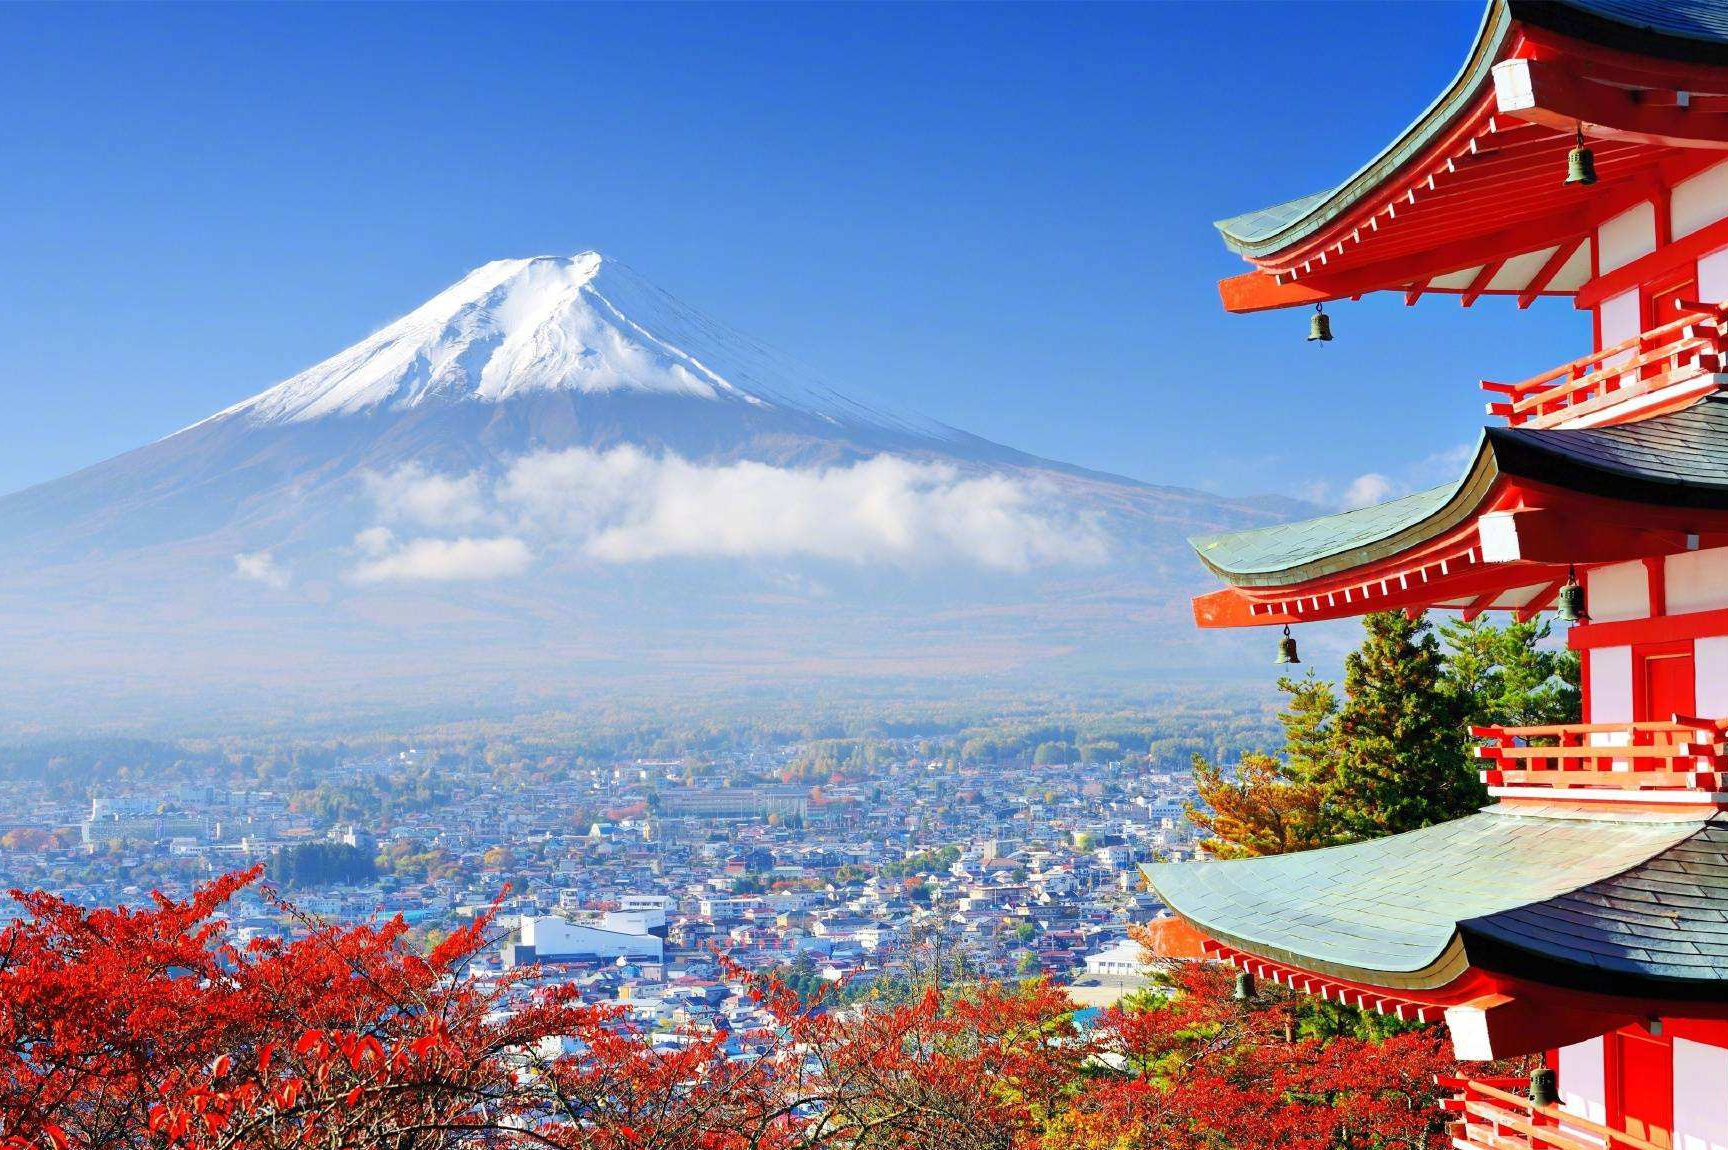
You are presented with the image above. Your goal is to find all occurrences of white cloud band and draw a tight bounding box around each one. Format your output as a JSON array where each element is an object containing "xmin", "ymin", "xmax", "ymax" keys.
[{"xmin": 346, "ymin": 448, "xmax": 1109, "ymax": 581}]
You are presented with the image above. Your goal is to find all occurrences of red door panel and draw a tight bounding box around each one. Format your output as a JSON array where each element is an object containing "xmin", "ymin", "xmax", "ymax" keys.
[
  {"xmin": 1648, "ymin": 274, "xmax": 1699, "ymax": 330},
  {"xmin": 1615, "ymin": 1028, "xmax": 1673, "ymax": 1147},
  {"xmin": 1638, "ymin": 649, "xmax": 1695, "ymax": 723}
]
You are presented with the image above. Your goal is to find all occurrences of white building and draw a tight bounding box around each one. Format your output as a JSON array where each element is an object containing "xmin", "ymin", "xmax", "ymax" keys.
[
  {"xmin": 515, "ymin": 914, "xmax": 663, "ymax": 965},
  {"xmin": 1083, "ymin": 938, "xmax": 1146, "ymax": 979}
]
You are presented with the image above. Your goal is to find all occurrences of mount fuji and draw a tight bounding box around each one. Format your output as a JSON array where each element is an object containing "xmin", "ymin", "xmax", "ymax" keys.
[{"xmin": 0, "ymin": 253, "xmax": 1303, "ymax": 731}]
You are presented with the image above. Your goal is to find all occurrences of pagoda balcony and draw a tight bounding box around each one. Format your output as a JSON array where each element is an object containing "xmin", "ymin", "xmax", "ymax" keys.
[
  {"xmin": 1474, "ymin": 717, "xmax": 1728, "ymax": 798},
  {"xmin": 1441, "ymin": 1077, "xmax": 1663, "ymax": 1150},
  {"xmin": 1483, "ymin": 301, "xmax": 1728, "ymax": 430}
]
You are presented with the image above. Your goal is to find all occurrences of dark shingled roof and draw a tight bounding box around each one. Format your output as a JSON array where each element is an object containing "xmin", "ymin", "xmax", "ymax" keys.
[
  {"xmin": 1468, "ymin": 823, "xmax": 1728, "ymax": 987},
  {"xmin": 1217, "ymin": 0, "xmax": 1728, "ymax": 255},
  {"xmin": 1145, "ymin": 804, "xmax": 1728, "ymax": 997},
  {"xmin": 1191, "ymin": 394, "xmax": 1728, "ymax": 586},
  {"xmin": 1528, "ymin": 1, "xmax": 1728, "ymax": 52}
]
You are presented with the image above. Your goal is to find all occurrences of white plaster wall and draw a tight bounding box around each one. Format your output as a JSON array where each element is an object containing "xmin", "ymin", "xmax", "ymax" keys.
[
  {"xmin": 1549, "ymin": 240, "xmax": 1595, "ymax": 293},
  {"xmin": 1703, "ymin": 247, "xmax": 1728, "ymax": 305},
  {"xmin": 1600, "ymin": 201, "xmax": 1658, "ymax": 273},
  {"xmin": 1559, "ymin": 1035, "xmax": 1608, "ymax": 1125},
  {"xmin": 1600, "ymin": 287, "xmax": 1642, "ymax": 372},
  {"xmin": 1668, "ymin": 547, "xmax": 1728, "ymax": 614},
  {"xmin": 1676, "ymin": 1037, "xmax": 1728, "ymax": 1150},
  {"xmin": 1589, "ymin": 646, "xmax": 1634, "ymax": 724},
  {"xmin": 1590, "ymin": 560, "xmax": 1650, "ymax": 622},
  {"xmin": 1673, "ymin": 160, "xmax": 1728, "ymax": 240},
  {"xmin": 1699, "ymin": 637, "xmax": 1728, "ymax": 718}
]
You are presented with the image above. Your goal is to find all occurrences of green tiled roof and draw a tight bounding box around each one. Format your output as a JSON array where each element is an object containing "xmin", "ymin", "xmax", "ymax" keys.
[
  {"xmin": 1190, "ymin": 429, "xmax": 1500, "ymax": 587},
  {"xmin": 1214, "ymin": 192, "xmax": 1334, "ymax": 250},
  {"xmin": 1216, "ymin": 0, "xmax": 1728, "ymax": 257},
  {"xmin": 1192, "ymin": 395, "xmax": 1728, "ymax": 587},
  {"xmin": 1192, "ymin": 483, "xmax": 1459, "ymax": 581},
  {"xmin": 1144, "ymin": 805, "xmax": 1710, "ymax": 992}
]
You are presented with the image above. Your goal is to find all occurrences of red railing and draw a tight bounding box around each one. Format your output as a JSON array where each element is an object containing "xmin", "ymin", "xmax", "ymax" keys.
[
  {"xmin": 1473, "ymin": 716, "xmax": 1728, "ymax": 793},
  {"xmin": 1442, "ymin": 1077, "xmax": 1667, "ymax": 1150},
  {"xmin": 1483, "ymin": 300, "xmax": 1728, "ymax": 428}
]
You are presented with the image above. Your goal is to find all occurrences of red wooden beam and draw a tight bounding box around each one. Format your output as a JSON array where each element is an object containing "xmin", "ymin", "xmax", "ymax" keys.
[
  {"xmin": 1518, "ymin": 23, "xmax": 1728, "ymax": 94},
  {"xmin": 1570, "ymin": 606, "xmax": 1728, "ymax": 651},
  {"xmin": 1493, "ymin": 57, "xmax": 1728, "ymax": 149},
  {"xmin": 1221, "ymin": 180, "xmax": 1660, "ymax": 312},
  {"xmin": 1280, "ymin": 150, "xmax": 1717, "ymax": 272},
  {"xmin": 1460, "ymin": 590, "xmax": 1500, "ymax": 622},
  {"xmin": 1575, "ymin": 214, "xmax": 1728, "ymax": 310},
  {"xmin": 1518, "ymin": 235, "xmax": 1587, "ymax": 309},
  {"xmin": 1461, "ymin": 259, "xmax": 1507, "ymax": 308},
  {"xmin": 1514, "ymin": 581, "xmax": 1562, "ymax": 623},
  {"xmin": 1263, "ymin": 139, "xmax": 1673, "ymax": 277},
  {"xmin": 1193, "ymin": 563, "xmax": 1567, "ymax": 629}
]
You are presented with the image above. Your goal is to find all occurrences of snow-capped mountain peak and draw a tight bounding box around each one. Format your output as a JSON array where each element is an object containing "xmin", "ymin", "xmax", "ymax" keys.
[{"xmin": 217, "ymin": 252, "xmax": 926, "ymax": 434}]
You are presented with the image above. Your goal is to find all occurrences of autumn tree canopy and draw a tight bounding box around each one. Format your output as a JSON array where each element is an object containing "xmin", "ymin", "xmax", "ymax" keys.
[{"xmin": 0, "ymin": 868, "xmax": 1488, "ymax": 1150}]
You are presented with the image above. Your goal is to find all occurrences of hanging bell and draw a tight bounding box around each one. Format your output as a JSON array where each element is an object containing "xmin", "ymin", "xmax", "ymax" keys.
[
  {"xmin": 1565, "ymin": 126, "xmax": 1597, "ymax": 186},
  {"xmin": 1233, "ymin": 970, "xmax": 1256, "ymax": 1001},
  {"xmin": 1556, "ymin": 567, "xmax": 1588, "ymax": 623},
  {"xmin": 1529, "ymin": 1066, "xmax": 1558, "ymax": 1108},
  {"xmin": 1275, "ymin": 624, "xmax": 1301, "ymax": 665},
  {"xmin": 1307, "ymin": 303, "xmax": 1333, "ymax": 343}
]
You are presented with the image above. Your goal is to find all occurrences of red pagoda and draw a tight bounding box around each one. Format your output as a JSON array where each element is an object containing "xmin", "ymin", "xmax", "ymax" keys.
[{"xmin": 1147, "ymin": 1, "xmax": 1728, "ymax": 1145}]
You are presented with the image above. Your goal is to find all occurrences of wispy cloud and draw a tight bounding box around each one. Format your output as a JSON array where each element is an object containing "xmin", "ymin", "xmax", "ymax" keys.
[
  {"xmin": 501, "ymin": 447, "xmax": 1109, "ymax": 570},
  {"xmin": 363, "ymin": 465, "xmax": 489, "ymax": 528},
  {"xmin": 349, "ymin": 534, "xmax": 533, "ymax": 583},
  {"xmin": 234, "ymin": 551, "xmax": 290, "ymax": 588},
  {"xmin": 345, "ymin": 448, "xmax": 1111, "ymax": 582}
]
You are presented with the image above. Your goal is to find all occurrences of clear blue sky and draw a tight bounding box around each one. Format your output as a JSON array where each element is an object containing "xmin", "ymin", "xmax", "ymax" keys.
[{"xmin": 0, "ymin": 1, "xmax": 1589, "ymax": 505}]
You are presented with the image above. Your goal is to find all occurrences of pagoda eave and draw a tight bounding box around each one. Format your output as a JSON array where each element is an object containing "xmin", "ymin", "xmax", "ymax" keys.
[
  {"xmin": 1198, "ymin": 937, "xmax": 1691, "ymax": 1061},
  {"xmin": 1191, "ymin": 400, "xmax": 1728, "ymax": 628},
  {"xmin": 1213, "ymin": 3, "xmax": 1728, "ymax": 314},
  {"xmin": 1144, "ymin": 803, "xmax": 1728, "ymax": 1057}
]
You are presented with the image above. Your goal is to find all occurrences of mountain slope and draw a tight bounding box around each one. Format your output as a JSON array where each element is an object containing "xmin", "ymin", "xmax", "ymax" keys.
[{"xmin": 0, "ymin": 253, "xmax": 1305, "ymax": 731}]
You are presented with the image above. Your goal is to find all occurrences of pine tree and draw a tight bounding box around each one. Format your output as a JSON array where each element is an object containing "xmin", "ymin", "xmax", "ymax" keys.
[
  {"xmin": 1439, "ymin": 616, "xmax": 1581, "ymax": 729},
  {"xmin": 1276, "ymin": 672, "xmax": 1339, "ymax": 787},
  {"xmin": 1330, "ymin": 611, "xmax": 1481, "ymax": 838}
]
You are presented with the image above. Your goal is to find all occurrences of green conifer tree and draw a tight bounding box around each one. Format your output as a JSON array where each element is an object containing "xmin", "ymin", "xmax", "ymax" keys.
[
  {"xmin": 1329, "ymin": 611, "xmax": 1481, "ymax": 838},
  {"xmin": 1439, "ymin": 616, "xmax": 1581, "ymax": 729},
  {"xmin": 1275, "ymin": 672, "xmax": 1339, "ymax": 788}
]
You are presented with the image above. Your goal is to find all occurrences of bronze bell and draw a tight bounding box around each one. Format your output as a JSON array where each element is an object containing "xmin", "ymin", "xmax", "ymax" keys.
[
  {"xmin": 1275, "ymin": 624, "xmax": 1300, "ymax": 664},
  {"xmin": 1557, "ymin": 567, "xmax": 1588, "ymax": 623},
  {"xmin": 1307, "ymin": 304, "xmax": 1333, "ymax": 343},
  {"xmin": 1529, "ymin": 1066, "xmax": 1558, "ymax": 1108},
  {"xmin": 1566, "ymin": 126, "xmax": 1596, "ymax": 186},
  {"xmin": 1233, "ymin": 970, "xmax": 1255, "ymax": 1001}
]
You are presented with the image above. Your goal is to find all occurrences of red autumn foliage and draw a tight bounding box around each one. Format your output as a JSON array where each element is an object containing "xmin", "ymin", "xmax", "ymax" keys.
[
  {"xmin": 0, "ymin": 870, "xmax": 1483, "ymax": 1150},
  {"xmin": 1053, "ymin": 964, "xmax": 1462, "ymax": 1150}
]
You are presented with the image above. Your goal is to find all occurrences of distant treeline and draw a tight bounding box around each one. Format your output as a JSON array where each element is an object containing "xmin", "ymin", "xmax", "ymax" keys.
[{"xmin": 267, "ymin": 842, "xmax": 377, "ymax": 889}]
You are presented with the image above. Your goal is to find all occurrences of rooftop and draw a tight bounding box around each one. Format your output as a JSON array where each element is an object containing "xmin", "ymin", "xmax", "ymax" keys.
[
  {"xmin": 1213, "ymin": 0, "xmax": 1728, "ymax": 312},
  {"xmin": 1189, "ymin": 392, "xmax": 1728, "ymax": 625},
  {"xmin": 1145, "ymin": 802, "xmax": 1728, "ymax": 997}
]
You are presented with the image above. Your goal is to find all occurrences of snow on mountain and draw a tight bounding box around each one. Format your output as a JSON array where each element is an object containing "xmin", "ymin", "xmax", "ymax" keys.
[
  {"xmin": 0, "ymin": 252, "xmax": 1310, "ymax": 728},
  {"xmin": 212, "ymin": 252, "xmax": 945, "ymax": 440}
]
